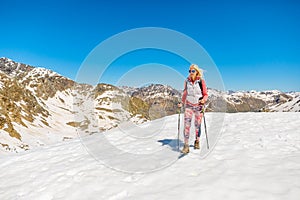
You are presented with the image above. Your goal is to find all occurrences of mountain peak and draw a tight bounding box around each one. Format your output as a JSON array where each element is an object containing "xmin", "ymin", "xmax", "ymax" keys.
[
  {"xmin": 0, "ymin": 57, "xmax": 33, "ymax": 77},
  {"xmin": 0, "ymin": 57, "xmax": 12, "ymax": 61}
]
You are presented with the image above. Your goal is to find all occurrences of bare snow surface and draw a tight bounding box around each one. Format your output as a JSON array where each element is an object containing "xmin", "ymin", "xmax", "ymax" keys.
[{"xmin": 1, "ymin": 112, "xmax": 300, "ymax": 200}]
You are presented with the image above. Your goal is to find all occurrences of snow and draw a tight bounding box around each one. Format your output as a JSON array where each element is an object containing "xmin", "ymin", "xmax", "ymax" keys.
[
  {"xmin": 1, "ymin": 57, "xmax": 12, "ymax": 62},
  {"xmin": 225, "ymin": 90, "xmax": 283, "ymax": 101},
  {"xmin": 270, "ymin": 92, "xmax": 300, "ymax": 112},
  {"xmin": 0, "ymin": 90, "xmax": 80, "ymax": 153},
  {"xmin": 28, "ymin": 67, "xmax": 60, "ymax": 78},
  {"xmin": 0, "ymin": 112, "xmax": 300, "ymax": 199}
]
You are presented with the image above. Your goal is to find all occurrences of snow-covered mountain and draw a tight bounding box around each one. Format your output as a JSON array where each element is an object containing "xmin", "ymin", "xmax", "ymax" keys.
[
  {"xmin": 0, "ymin": 58, "xmax": 77, "ymax": 153},
  {"xmin": 0, "ymin": 57, "xmax": 299, "ymax": 153},
  {"xmin": 223, "ymin": 90, "xmax": 300, "ymax": 112},
  {"xmin": 268, "ymin": 91, "xmax": 300, "ymax": 112},
  {"xmin": 0, "ymin": 58, "xmax": 146, "ymax": 153}
]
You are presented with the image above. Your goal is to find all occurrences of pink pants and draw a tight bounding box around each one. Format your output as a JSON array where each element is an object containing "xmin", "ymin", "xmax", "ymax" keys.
[{"xmin": 184, "ymin": 104, "xmax": 203, "ymax": 144}]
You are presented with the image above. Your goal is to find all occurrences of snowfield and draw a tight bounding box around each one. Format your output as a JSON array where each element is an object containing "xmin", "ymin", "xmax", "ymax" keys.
[{"xmin": 0, "ymin": 112, "xmax": 300, "ymax": 200}]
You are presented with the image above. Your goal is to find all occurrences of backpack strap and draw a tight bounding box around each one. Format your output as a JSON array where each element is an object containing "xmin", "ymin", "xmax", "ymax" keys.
[
  {"xmin": 198, "ymin": 79, "xmax": 204, "ymax": 101},
  {"xmin": 183, "ymin": 79, "xmax": 188, "ymax": 92},
  {"xmin": 198, "ymin": 78, "xmax": 203, "ymax": 92}
]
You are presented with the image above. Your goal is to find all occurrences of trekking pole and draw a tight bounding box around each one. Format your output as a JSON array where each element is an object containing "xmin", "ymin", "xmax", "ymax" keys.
[
  {"xmin": 200, "ymin": 105, "xmax": 209, "ymax": 149},
  {"xmin": 177, "ymin": 104, "xmax": 182, "ymax": 151},
  {"xmin": 203, "ymin": 111, "xmax": 209, "ymax": 149}
]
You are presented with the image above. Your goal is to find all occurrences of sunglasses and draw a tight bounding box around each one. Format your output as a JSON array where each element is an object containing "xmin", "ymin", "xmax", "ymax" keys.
[{"xmin": 189, "ymin": 69, "xmax": 196, "ymax": 73}]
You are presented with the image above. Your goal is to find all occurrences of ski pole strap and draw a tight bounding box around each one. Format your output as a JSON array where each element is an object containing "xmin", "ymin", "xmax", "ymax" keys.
[
  {"xmin": 200, "ymin": 104, "xmax": 206, "ymax": 113},
  {"xmin": 177, "ymin": 101, "xmax": 182, "ymax": 114}
]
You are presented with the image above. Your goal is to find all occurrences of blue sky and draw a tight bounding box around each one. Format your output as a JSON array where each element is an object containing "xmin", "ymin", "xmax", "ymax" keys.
[{"xmin": 1, "ymin": 0, "xmax": 299, "ymax": 91}]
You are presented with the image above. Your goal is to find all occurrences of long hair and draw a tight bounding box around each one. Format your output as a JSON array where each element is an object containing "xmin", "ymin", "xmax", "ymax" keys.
[{"xmin": 190, "ymin": 64, "xmax": 203, "ymax": 79}]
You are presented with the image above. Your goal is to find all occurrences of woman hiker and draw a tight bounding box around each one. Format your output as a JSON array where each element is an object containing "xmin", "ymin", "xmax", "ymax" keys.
[{"xmin": 178, "ymin": 64, "xmax": 208, "ymax": 154}]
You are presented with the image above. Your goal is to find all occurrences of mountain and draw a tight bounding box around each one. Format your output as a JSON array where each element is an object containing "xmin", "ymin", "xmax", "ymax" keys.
[
  {"xmin": 0, "ymin": 57, "xmax": 299, "ymax": 153},
  {"xmin": 223, "ymin": 90, "xmax": 300, "ymax": 112},
  {"xmin": 0, "ymin": 58, "xmax": 77, "ymax": 152},
  {"xmin": 0, "ymin": 58, "xmax": 178, "ymax": 153},
  {"xmin": 122, "ymin": 84, "xmax": 182, "ymax": 119}
]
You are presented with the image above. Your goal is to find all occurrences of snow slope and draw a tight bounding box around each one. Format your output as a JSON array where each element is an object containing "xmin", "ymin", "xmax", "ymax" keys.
[
  {"xmin": 0, "ymin": 112, "xmax": 300, "ymax": 199},
  {"xmin": 270, "ymin": 92, "xmax": 300, "ymax": 112}
]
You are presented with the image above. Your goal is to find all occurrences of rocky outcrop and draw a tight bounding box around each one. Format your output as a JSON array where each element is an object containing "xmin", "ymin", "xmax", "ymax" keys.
[
  {"xmin": 127, "ymin": 84, "xmax": 181, "ymax": 119},
  {"xmin": 0, "ymin": 72, "xmax": 49, "ymax": 140}
]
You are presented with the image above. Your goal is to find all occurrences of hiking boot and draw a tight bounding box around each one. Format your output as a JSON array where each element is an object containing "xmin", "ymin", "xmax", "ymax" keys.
[
  {"xmin": 194, "ymin": 140, "xmax": 200, "ymax": 149},
  {"xmin": 181, "ymin": 144, "xmax": 189, "ymax": 154}
]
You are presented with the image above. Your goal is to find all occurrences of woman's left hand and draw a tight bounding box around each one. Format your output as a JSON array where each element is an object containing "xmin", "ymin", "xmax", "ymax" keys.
[{"xmin": 199, "ymin": 99, "xmax": 205, "ymax": 105}]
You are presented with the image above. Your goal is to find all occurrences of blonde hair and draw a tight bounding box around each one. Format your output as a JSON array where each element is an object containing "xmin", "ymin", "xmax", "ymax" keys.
[{"xmin": 190, "ymin": 64, "xmax": 203, "ymax": 78}]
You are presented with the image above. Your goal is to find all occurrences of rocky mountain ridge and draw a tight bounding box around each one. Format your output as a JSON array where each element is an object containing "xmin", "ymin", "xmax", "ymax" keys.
[{"xmin": 0, "ymin": 57, "xmax": 299, "ymax": 153}]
